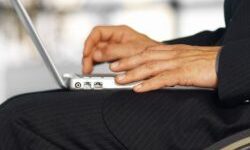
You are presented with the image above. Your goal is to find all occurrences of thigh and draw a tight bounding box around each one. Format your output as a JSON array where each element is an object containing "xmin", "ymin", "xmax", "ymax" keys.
[
  {"xmin": 2, "ymin": 90, "xmax": 250, "ymax": 150},
  {"xmin": 0, "ymin": 90, "xmax": 126, "ymax": 150},
  {"xmin": 103, "ymin": 90, "xmax": 250, "ymax": 150}
]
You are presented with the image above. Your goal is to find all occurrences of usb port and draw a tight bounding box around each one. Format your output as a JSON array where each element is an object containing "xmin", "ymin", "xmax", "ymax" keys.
[
  {"xmin": 94, "ymin": 82, "xmax": 103, "ymax": 89},
  {"xmin": 83, "ymin": 82, "xmax": 92, "ymax": 89}
]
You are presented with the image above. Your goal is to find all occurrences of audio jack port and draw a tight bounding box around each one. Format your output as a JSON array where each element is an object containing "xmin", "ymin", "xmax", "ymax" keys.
[{"xmin": 75, "ymin": 82, "xmax": 82, "ymax": 88}]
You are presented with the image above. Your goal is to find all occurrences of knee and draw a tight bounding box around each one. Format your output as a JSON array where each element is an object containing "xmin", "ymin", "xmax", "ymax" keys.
[
  {"xmin": 0, "ymin": 96, "xmax": 23, "ymax": 148},
  {"xmin": 0, "ymin": 93, "xmax": 46, "ymax": 150},
  {"xmin": 0, "ymin": 92, "xmax": 45, "ymax": 140},
  {"xmin": 0, "ymin": 92, "xmax": 41, "ymax": 120}
]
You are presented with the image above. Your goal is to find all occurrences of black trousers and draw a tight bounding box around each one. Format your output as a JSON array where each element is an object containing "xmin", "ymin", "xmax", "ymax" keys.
[{"xmin": 1, "ymin": 90, "xmax": 250, "ymax": 150}]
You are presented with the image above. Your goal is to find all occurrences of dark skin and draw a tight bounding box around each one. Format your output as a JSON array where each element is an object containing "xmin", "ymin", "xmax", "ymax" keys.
[{"xmin": 82, "ymin": 25, "xmax": 221, "ymax": 92}]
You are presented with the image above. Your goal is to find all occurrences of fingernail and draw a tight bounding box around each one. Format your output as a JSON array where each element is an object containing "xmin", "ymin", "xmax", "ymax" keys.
[
  {"xmin": 111, "ymin": 62, "xmax": 119, "ymax": 69},
  {"xmin": 134, "ymin": 84, "xmax": 143, "ymax": 91},
  {"xmin": 117, "ymin": 74, "xmax": 126, "ymax": 81},
  {"xmin": 94, "ymin": 51, "xmax": 102, "ymax": 60}
]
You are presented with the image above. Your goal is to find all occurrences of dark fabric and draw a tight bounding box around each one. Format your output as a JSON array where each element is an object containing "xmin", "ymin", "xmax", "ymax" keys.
[
  {"xmin": 2, "ymin": 90, "xmax": 250, "ymax": 150},
  {"xmin": 218, "ymin": 0, "xmax": 250, "ymax": 105},
  {"xmin": 224, "ymin": 0, "xmax": 242, "ymax": 26},
  {"xmin": 163, "ymin": 28, "xmax": 225, "ymax": 46},
  {"xmin": 218, "ymin": 40, "xmax": 250, "ymax": 106},
  {"xmin": 0, "ymin": 90, "xmax": 127, "ymax": 150}
]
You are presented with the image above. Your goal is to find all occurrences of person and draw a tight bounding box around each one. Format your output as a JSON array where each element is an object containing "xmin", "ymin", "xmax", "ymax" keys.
[{"xmin": 1, "ymin": 0, "xmax": 250, "ymax": 149}]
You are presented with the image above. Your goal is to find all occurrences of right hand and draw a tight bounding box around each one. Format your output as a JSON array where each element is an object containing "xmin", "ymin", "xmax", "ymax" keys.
[{"xmin": 82, "ymin": 25, "xmax": 160, "ymax": 74}]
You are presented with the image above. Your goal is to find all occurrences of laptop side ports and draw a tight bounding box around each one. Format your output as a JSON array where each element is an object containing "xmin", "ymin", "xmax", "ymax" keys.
[
  {"xmin": 94, "ymin": 82, "xmax": 103, "ymax": 89},
  {"xmin": 83, "ymin": 82, "xmax": 92, "ymax": 89}
]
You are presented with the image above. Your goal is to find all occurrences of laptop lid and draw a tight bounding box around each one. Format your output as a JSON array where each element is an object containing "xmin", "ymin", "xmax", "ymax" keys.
[{"xmin": 11, "ymin": 0, "xmax": 67, "ymax": 88}]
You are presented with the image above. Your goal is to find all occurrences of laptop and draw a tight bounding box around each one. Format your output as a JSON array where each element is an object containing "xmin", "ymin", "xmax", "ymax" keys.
[{"xmin": 11, "ymin": 0, "xmax": 211, "ymax": 91}]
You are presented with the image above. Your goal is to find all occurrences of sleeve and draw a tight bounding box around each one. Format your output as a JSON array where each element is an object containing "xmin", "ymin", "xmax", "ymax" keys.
[
  {"xmin": 217, "ymin": 0, "xmax": 250, "ymax": 106},
  {"xmin": 163, "ymin": 28, "xmax": 225, "ymax": 46}
]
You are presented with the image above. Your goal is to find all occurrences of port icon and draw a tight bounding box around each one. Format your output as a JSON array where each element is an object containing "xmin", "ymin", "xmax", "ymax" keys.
[
  {"xmin": 75, "ymin": 82, "xmax": 82, "ymax": 88},
  {"xmin": 94, "ymin": 82, "xmax": 103, "ymax": 89},
  {"xmin": 83, "ymin": 82, "xmax": 92, "ymax": 89}
]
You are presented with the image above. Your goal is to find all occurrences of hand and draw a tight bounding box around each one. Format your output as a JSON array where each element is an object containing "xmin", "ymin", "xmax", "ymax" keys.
[
  {"xmin": 109, "ymin": 44, "xmax": 221, "ymax": 92},
  {"xmin": 82, "ymin": 25, "xmax": 159, "ymax": 74}
]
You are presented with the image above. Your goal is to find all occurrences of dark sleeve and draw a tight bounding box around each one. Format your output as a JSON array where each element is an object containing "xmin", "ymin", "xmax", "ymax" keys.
[
  {"xmin": 217, "ymin": 0, "xmax": 250, "ymax": 106},
  {"xmin": 163, "ymin": 28, "xmax": 225, "ymax": 46}
]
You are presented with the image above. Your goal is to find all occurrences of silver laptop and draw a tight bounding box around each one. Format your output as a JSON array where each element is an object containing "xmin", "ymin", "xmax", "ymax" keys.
[
  {"xmin": 11, "ymin": 0, "xmax": 141, "ymax": 90},
  {"xmin": 11, "ymin": 0, "xmax": 211, "ymax": 91}
]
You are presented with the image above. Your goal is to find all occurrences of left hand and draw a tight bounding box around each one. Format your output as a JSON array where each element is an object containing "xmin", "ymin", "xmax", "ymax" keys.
[{"xmin": 109, "ymin": 44, "xmax": 221, "ymax": 92}]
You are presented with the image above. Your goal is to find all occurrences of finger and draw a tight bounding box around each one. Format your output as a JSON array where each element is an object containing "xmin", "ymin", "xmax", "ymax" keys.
[
  {"xmin": 83, "ymin": 42, "xmax": 138, "ymax": 74},
  {"xmin": 82, "ymin": 46, "xmax": 98, "ymax": 74},
  {"xmin": 84, "ymin": 26, "xmax": 126, "ymax": 57},
  {"xmin": 110, "ymin": 50, "xmax": 178, "ymax": 72},
  {"xmin": 82, "ymin": 42, "xmax": 110, "ymax": 74},
  {"xmin": 93, "ymin": 43, "xmax": 139, "ymax": 62},
  {"xmin": 133, "ymin": 70, "xmax": 180, "ymax": 93},
  {"xmin": 96, "ymin": 42, "xmax": 108, "ymax": 49},
  {"xmin": 115, "ymin": 60, "xmax": 179, "ymax": 84},
  {"xmin": 82, "ymin": 55, "xmax": 94, "ymax": 74}
]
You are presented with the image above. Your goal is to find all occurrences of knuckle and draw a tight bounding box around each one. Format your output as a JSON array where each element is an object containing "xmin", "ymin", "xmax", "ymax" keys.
[
  {"xmin": 145, "ymin": 81, "xmax": 153, "ymax": 88},
  {"xmin": 102, "ymin": 48, "xmax": 110, "ymax": 56},
  {"xmin": 144, "ymin": 62, "xmax": 156, "ymax": 70},
  {"xmin": 175, "ymin": 50, "xmax": 183, "ymax": 57},
  {"xmin": 141, "ymin": 51, "xmax": 149, "ymax": 58},
  {"xmin": 160, "ymin": 74, "xmax": 175, "ymax": 86},
  {"xmin": 145, "ymin": 46, "xmax": 153, "ymax": 51},
  {"xmin": 144, "ymin": 47, "xmax": 153, "ymax": 52},
  {"xmin": 167, "ymin": 45, "xmax": 178, "ymax": 51},
  {"xmin": 120, "ymin": 59, "xmax": 129, "ymax": 66},
  {"xmin": 170, "ymin": 51, "xmax": 183, "ymax": 61},
  {"xmin": 170, "ymin": 50, "xmax": 179, "ymax": 58},
  {"xmin": 92, "ymin": 26, "xmax": 100, "ymax": 33},
  {"xmin": 141, "ymin": 50, "xmax": 153, "ymax": 59},
  {"xmin": 105, "ymin": 44, "xmax": 111, "ymax": 51},
  {"xmin": 171, "ymin": 44, "xmax": 187, "ymax": 50},
  {"xmin": 105, "ymin": 44, "xmax": 115, "ymax": 52},
  {"xmin": 159, "ymin": 72, "xmax": 167, "ymax": 79},
  {"xmin": 130, "ymin": 58, "xmax": 139, "ymax": 67},
  {"xmin": 176, "ymin": 69, "xmax": 188, "ymax": 82},
  {"xmin": 172, "ymin": 58, "xmax": 182, "ymax": 67},
  {"xmin": 176, "ymin": 44, "xmax": 187, "ymax": 47},
  {"xmin": 121, "ymin": 25, "xmax": 129, "ymax": 29},
  {"xmin": 127, "ymin": 71, "xmax": 137, "ymax": 79},
  {"xmin": 170, "ymin": 45, "xmax": 179, "ymax": 48}
]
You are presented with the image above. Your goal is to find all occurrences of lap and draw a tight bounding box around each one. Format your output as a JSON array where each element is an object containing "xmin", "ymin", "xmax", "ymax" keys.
[
  {"xmin": 103, "ymin": 90, "xmax": 250, "ymax": 150},
  {"xmin": 0, "ymin": 90, "xmax": 125, "ymax": 150},
  {"xmin": 1, "ymin": 89, "xmax": 250, "ymax": 150}
]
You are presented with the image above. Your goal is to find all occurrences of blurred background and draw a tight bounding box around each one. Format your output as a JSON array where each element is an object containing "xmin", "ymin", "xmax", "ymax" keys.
[{"xmin": 0, "ymin": 0, "xmax": 224, "ymax": 104}]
